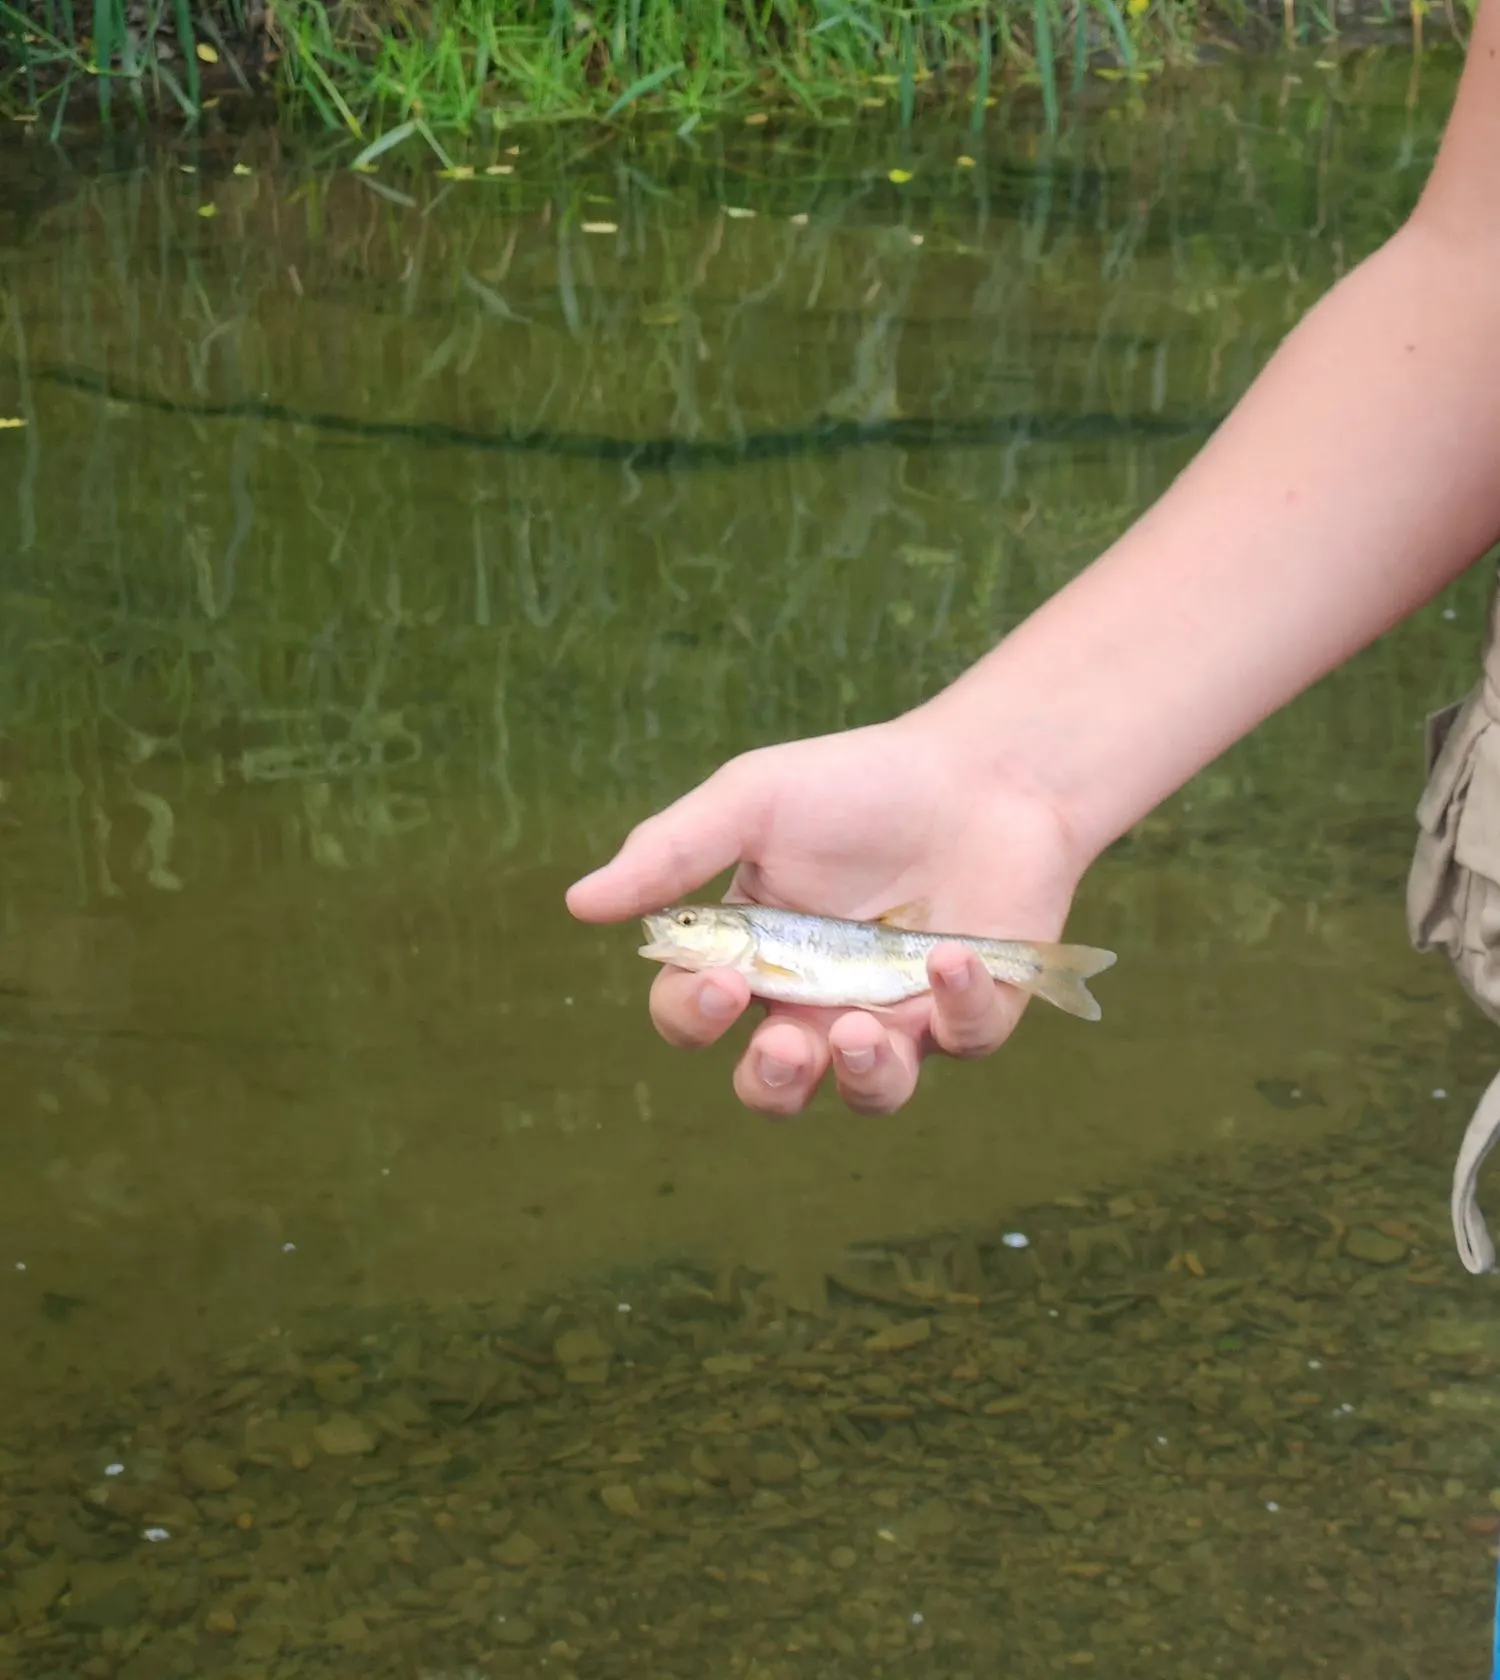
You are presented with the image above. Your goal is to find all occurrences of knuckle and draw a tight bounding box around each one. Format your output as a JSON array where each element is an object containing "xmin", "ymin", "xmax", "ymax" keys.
[
  {"xmin": 931, "ymin": 1018, "xmax": 1006, "ymax": 1060},
  {"xmin": 649, "ymin": 983, "xmax": 713, "ymax": 1049}
]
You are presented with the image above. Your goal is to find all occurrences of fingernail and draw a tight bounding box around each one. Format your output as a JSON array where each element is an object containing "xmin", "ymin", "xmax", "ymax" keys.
[
  {"xmin": 839, "ymin": 1046, "xmax": 876, "ymax": 1074},
  {"xmin": 936, "ymin": 962, "xmax": 971, "ymax": 990},
  {"xmin": 759, "ymin": 1055, "xmax": 796, "ymax": 1088},
  {"xmin": 699, "ymin": 984, "xmax": 735, "ymax": 1020}
]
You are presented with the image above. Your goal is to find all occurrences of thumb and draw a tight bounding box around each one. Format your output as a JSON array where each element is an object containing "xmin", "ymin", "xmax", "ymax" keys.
[{"xmin": 565, "ymin": 763, "xmax": 763, "ymax": 923}]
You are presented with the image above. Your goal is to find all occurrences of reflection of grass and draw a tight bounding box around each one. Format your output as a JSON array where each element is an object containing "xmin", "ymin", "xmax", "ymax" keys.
[
  {"xmin": 0, "ymin": 0, "xmax": 1473, "ymax": 136},
  {"xmin": 0, "ymin": 62, "xmax": 1481, "ymax": 913}
]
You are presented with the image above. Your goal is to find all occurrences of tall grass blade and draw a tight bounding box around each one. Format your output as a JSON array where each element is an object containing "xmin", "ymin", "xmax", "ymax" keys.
[
  {"xmin": 347, "ymin": 118, "xmax": 418, "ymax": 167},
  {"xmin": 898, "ymin": 14, "xmax": 915, "ymax": 125},
  {"xmin": 350, "ymin": 118, "xmax": 419, "ymax": 170},
  {"xmin": 170, "ymin": 0, "xmax": 200, "ymax": 111},
  {"xmin": 1032, "ymin": 0, "xmax": 1059, "ymax": 130},
  {"xmin": 603, "ymin": 59, "xmax": 684, "ymax": 118},
  {"xmin": 91, "ymin": 0, "xmax": 115, "ymax": 117},
  {"xmin": 152, "ymin": 55, "xmax": 197, "ymax": 116},
  {"xmin": 971, "ymin": 3, "xmax": 993, "ymax": 131},
  {"xmin": 1090, "ymin": 0, "xmax": 1137, "ymax": 66}
]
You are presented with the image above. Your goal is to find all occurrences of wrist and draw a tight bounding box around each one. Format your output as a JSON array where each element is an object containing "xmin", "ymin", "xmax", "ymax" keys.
[{"xmin": 892, "ymin": 683, "xmax": 1106, "ymax": 886}]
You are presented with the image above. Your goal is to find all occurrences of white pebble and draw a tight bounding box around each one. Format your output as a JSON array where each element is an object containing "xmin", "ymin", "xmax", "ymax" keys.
[
  {"xmin": 1442, "ymin": 608, "xmax": 1457, "ymax": 620},
  {"xmin": 1001, "ymin": 1231, "xmax": 1029, "ymax": 1249},
  {"xmin": 142, "ymin": 1527, "xmax": 171, "ymax": 1542},
  {"xmin": 104, "ymin": 1462, "xmax": 124, "ymax": 1477},
  {"xmin": 1307, "ymin": 1359, "xmax": 1322, "ymax": 1370},
  {"xmin": 1156, "ymin": 1435, "xmax": 1169, "ymax": 1446},
  {"xmin": 13, "ymin": 1262, "xmax": 25, "ymax": 1272},
  {"xmin": 910, "ymin": 1611, "xmax": 924, "ymax": 1626},
  {"xmin": 281, "ymin": 1242, "xmax": 296, "ymax": 1253},
  {"xmin": 617, "ymin": 1302, "xmax": 632, "ymax": 1313},
  {"xmin": 1265, "ymin": 1501, "xmax": 1280, "ymax": 1513},
  {"xmin": 1433, "ymin": 1087, "xmax": 1448, "ymax": 1100}
]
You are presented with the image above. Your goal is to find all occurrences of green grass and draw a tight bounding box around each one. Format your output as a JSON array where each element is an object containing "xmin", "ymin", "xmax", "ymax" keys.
[{"xmin": 0, "ymin": 0, "xmax": 1477, "ymax": 140}]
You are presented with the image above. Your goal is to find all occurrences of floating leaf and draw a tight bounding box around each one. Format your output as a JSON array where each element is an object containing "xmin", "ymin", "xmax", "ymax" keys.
[
  {"xmin": 232, "ymin": 163, "xmax": 252, "ymax": 177},
  {"xmin": 581, "ymin": 221, "xmax": 618, "ymax": 234},
  {"xmin": 887, "ymin": 168, "xmax": 913, "ymax": 184},
  {"xmin": 957, "ymin": 155, "xmax": 976, "ymax": 168},
  {"xmin": 484, "ymin": 163, "xmax": 514, "ymax": 176},
  {"xmin": 437, "ymin": 165, "xmax": 475, "ymax": 180},
  {"xmin": 743, "ymin": 111, "xmax": 769, "ymax": 125},
  {"xmin": 0, "ymin": 417, "xmax": 27, "ymax": 429},
  {"xmin": 724, "ymin": 206, "xmax": 755, "ymax": 219},
  {"xmin": 789, "ymin": 212, "xmax": 809, "ymax": 226},
  {"xmin": 195, "ymin": 40, "xmax": 218, "ymax": 62},
  {"xmin": 197, "ymin": 203, "xmax": 216, "ymax": 218}
]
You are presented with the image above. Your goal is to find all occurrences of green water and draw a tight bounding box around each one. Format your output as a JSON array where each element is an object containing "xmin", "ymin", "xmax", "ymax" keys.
[{"xmin": 2, "ymin": 48, "xmax": 1499, "ymax": 1680}]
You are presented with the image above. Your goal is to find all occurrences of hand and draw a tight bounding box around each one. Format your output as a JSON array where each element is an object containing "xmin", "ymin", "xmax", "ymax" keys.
[{"xmin": 565, "ymin": 714, "xmax": 1091, "ymax": 1117}]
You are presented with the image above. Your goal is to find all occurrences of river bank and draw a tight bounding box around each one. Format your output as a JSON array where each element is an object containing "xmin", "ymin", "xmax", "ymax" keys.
[{"xmin": 1, "ymin": 0, "xmax": 1471, "ymax": 141}]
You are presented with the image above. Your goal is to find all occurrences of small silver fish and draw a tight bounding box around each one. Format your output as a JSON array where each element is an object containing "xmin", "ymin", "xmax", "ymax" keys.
[{"xmin": 638, "ymin": 903, "xmax": 1117, "ymax": 1021}]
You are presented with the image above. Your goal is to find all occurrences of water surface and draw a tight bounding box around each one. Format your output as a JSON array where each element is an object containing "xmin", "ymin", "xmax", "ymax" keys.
[{"xmin": 2, "ymin": 50, "xmax": 1497, "ymax": 1679}]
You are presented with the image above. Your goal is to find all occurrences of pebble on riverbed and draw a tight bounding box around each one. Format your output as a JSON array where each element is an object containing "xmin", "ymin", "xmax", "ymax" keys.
[{"xmin": 0, "ymin": 1055, "xmax": 1491, "ymax": 1678}]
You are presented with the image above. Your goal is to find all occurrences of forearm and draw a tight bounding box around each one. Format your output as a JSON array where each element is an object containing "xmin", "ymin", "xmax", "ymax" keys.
[{"xmin": 920, "ymin": 217, "xmax": 1500, "ymax": 869}]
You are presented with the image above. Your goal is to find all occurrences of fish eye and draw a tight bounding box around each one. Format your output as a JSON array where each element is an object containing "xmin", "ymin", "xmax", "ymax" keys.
[{"xmin": 674, "ymin": 910, "xmax": 698, "ymax": 926}]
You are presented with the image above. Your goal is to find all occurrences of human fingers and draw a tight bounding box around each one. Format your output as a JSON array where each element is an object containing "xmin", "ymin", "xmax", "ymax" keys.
[
  {"xmin": 732, "ymin": 1016, "xmax": 831, "ymax": 1119},
  {"xmin": 648, "ymin": 966, "xmax": 752, "ymax": 1050},
  {"xmin": 925, "ymin": 942, "xmax": 1028, "ymax": 1059},
  {"xmin": 825, "ymin": 1011, "xmax": 921, "ymax": 1115},
  {"xmin": 565, "ymin": 762, "xmax": 759, "ymax": 923}
]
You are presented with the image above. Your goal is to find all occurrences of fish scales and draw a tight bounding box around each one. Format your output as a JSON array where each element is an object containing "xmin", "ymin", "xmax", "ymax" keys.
[{"xmin": 637, "ymin": 903, "xmax": 1117, "ymax": 1020}]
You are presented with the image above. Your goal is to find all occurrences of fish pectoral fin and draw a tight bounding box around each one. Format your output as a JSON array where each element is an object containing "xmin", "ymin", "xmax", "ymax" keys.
[
  {"xmin": 752, "ymin": 955, "xmax": 804, "ymax": 981},
  {"xmin": 871, "ymin": 896, "xmax": 930, "ymax": 931}
]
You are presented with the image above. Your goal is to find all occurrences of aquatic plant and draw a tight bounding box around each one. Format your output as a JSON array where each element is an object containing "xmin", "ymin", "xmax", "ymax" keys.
[{"xmin": 0, "ymin": 0, "xmax": 1476, "ymax": 138}]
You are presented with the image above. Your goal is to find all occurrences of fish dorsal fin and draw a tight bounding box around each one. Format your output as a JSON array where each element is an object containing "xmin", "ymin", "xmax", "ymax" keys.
[{"xmin": 871, "ymin": 897, "xmax": 930, "ymax": 931}]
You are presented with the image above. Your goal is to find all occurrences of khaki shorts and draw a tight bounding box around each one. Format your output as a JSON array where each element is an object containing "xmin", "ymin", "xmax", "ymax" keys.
[{"xmin": 1407, "ymin": 574, "xmax": 1500, "ymax": 1272}]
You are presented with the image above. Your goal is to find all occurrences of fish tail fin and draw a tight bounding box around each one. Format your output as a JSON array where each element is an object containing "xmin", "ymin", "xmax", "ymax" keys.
[{"xmin": 990, "ymin": 942, "xmax": 1117, "ymax": 1022}]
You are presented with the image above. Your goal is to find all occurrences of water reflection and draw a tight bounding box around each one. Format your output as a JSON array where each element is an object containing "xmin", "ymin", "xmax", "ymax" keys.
[{"xmin": 0, "ymin": 47, "xmax": 1495, "ymax": 1676}]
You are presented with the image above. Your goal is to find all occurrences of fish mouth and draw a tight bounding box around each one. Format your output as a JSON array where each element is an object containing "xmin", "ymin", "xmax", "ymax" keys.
[
  {"xmin": 639, "ymin": 914, "xmax": 679, "ymax": 957},
  {"xmin": 638, "ymin": 940, "xmax": 684, "ymax": 963},
  {"xmin": 639, "ymin": 915, "xmax": 690, "ymax": 966}
]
